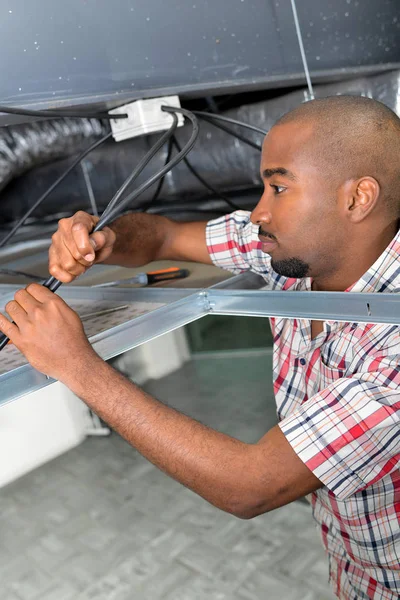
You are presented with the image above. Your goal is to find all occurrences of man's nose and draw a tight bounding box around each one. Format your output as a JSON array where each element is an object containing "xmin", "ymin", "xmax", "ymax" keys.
[{"xmin": 250, "ymin": 192, "xmax": 272, "ymax": 225}]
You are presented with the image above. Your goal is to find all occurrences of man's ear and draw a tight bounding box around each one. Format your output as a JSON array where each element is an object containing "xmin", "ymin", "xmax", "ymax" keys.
[{"xmin": 341, "ymin": 177, "xmax": 380, "ymax": 223}]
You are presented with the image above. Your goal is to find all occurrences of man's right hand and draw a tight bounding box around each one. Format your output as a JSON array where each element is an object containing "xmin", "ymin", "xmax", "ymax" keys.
[{"xmin": 49, "ymin": 211, "xmax": 116, "ymax": 283}]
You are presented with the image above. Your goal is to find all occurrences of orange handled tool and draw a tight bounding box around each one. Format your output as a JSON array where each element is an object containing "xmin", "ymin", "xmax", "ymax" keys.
[
  {"xmin": 145, "ymin": 267, "xmax": 190, "ymax": 284},
  {"xmin": 95, "ymin": 267, "xmax": 190, "ymax": 288}
]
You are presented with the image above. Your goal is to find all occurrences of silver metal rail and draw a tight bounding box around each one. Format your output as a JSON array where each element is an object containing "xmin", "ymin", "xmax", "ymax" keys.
[
  {"xmin": 0, "ymin": 286, "xmax": 205, "ymax": 407},
  {"xmin": 0, "ymin": 274, "xmax": 399, "ymax": 407},
  {"xmin": 206, "ymin": 288, "xmax": 400, "ymax": 325}
]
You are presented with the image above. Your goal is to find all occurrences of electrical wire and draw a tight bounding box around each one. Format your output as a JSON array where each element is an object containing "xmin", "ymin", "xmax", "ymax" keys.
[
  {"xmin": 0, "ymin": 105, "xmax": 258, "ymax": 349},
  {"xmin": 90, "ymin": 106, "xmax": 198, "ymax": 230},
  {"xmin": 144, "ymin": 136, "xmax": 174, "ymax": 209},
  {"xmin": 0, "ymin": 109, "xmax": 190, "ymax": 348},
  {"xmin": 101, "ymin": 113, "xmax": 178, "ymax": 220},
  {"xmin": 192, "ymin": 110, "xmax": 267, "ymax": 136},
  {"xmin": 0, "ymin": 107, "xmax": 261, "ymax": 247},
  {"xmin": 171, "ymin": 135, "xmax": 241, "ymax": 211},
  {"xmin": 41, "ymin": 104, "xmax": 199, "ymax": 297},
  {"xmin": 194, "ymin": 113, "xmax": 262, "ymax": 151},
  {"xmin": 0, "ymin": 131, "xmax": 114, "ymax": 248},
  {"xmin": 0, "ymin": 104, "xmax": 127, "ymax": 120},
  {"xmin": 0, "ymin": 134, "xmax": 175, "ymax": 235},
  {"xmin": 0, "ymin": 104, "xmax": 266, "ymax": 349}
]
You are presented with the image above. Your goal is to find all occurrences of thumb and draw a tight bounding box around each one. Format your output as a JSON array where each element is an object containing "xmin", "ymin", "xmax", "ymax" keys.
[{"xmin": 89, "ymin": 231, "xmax": 107, "ymax": 252}]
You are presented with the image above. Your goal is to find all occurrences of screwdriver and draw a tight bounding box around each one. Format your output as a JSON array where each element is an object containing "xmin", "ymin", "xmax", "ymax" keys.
[{"xmin": 94, "ymin": 267, "xmax": 190, "ymax": 288}]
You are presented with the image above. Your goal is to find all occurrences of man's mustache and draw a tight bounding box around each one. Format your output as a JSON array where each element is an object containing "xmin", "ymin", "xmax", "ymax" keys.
[{"xmin": 258, "ymin": 226, "xmax": 276, "ymax": 241}]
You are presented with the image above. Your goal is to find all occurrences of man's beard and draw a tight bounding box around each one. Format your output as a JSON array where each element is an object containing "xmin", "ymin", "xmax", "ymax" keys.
[{"xmin": 271, "ymin": 257, "xmax": 310, "ymax": 279}]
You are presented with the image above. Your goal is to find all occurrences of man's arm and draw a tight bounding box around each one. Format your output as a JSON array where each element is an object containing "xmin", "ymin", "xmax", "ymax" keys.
[
  {"xmin": 67, "ymin": 358, "xmax": 322, "ymax": 517},
  {"xmin": 108, "ymin": 213, "xmax": 213, "ymax": 266},
  {"xmin": 49, "ymin": 211, "xmax": 212, "ymax": 283},
  {"xmin": 0, "ymin": 284, "xmax": 322, "ymax": 518}
]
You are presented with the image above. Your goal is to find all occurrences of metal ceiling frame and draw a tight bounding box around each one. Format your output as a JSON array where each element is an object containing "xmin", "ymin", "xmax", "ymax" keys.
[
  {"xmin": 0, "ymin": 285, "xmax": 205, "ymax": 407},
  {"xmin": 0, "ymin": 273, "xmax": 399, "ymax": 408}
]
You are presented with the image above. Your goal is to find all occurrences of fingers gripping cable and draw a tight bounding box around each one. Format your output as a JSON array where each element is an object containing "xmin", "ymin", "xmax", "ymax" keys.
[{"xmin": 0, "ymin": 106, "xmax": 199, "ymax": 350}]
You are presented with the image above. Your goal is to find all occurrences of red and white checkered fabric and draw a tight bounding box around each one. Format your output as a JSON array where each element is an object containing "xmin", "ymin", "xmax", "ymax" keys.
[{"xmin": 206, "ymin": 211, "xmax": 400, "ymax": 600}]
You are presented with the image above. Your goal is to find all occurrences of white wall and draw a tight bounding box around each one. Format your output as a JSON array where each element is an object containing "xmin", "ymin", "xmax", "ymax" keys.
[
  {"xmin": 0, "ymin": 328, "xmax": 191, "ymax": 488},
  {"xmin": 112, "ymin": 327, "xmax": 191, "ymax": 383},
  {"xmin": 0, "ymin": 382, "xmax": 87, "ymax": 488}
]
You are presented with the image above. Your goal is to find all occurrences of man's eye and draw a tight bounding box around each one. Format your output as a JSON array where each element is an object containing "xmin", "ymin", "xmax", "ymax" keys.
[{"xmin": 270, "ymin": 184, "xmax": 285, "ymax": 194}]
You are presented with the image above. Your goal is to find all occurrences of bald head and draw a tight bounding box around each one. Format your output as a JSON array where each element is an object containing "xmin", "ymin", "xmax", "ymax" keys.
[{"xmin": 274, "ymin": 95, "xmax": 400, "ymax": 217}]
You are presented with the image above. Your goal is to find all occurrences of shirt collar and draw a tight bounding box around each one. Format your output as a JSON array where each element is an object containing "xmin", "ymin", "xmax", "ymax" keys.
[
  {"xmin": 303, "ymin": 227, "xmax": 400, "ymax": 343},
  {"xmin": 346, "ymin": 225, "xmax": 400, "ymax": 294}
]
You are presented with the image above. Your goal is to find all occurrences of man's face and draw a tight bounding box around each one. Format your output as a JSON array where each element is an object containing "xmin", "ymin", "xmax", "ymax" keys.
[{"xmin": 252, "ymin": 121, "xmax": 342, "ymax": 280}]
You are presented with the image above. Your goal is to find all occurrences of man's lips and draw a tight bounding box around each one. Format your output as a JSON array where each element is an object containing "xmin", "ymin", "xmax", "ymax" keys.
[
  {"xmin": 259, "ymin": 238, "xmax": 277, "ymax": 250},
  {"xmin": 258, "ymin": 230, "xmax": 277, "ymax": 251}
]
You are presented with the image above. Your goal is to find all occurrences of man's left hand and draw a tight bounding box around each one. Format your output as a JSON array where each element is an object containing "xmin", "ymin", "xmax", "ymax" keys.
[{"xmin": 0, "ymin": 283, "xmax": 95, "ymax": 381}]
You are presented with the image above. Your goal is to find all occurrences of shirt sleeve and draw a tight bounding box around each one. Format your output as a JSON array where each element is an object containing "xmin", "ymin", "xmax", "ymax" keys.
[
  {"xmin": 279, "ymin": 357, "xmax": 400, "ymax": 500},
  {"xmin": 206, "ymin": 210, "xmax": 272, "ymax": 275}
]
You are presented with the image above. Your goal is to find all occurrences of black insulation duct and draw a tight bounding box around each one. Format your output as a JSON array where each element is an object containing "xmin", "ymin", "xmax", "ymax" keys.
[
  {"xmin": 0, "ymin": 69, "xmax": 399, "ymax": 225},
  {"xmin": 0, "ymin": 118, "xmax": 109, "ymax": 195}
]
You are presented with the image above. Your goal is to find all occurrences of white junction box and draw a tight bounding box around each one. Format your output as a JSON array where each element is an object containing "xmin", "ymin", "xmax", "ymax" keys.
[{"xmin": 109, "ymin": 95, "xmax": 184, "ymax": 142}]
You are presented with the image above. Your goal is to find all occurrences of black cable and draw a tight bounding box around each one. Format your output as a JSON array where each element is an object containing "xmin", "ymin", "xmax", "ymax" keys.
[
  {"xmin": 171, "ymin": 135, "xmax": 241, "ymax": 211},
  {"xmin": 0, "ymin": 105, "xmax": 127, "ymax": 120},
  {"xmin": 0, "ymin": 269, "xmax": 44, "ymax": 281},
  {"xmin": 0, "ymin": 106, "xmax": 261, "ymax": 241},
  {"xmin": 93, "ymin": 106, "xmax": 199, "ymax": 229},
  {"xmin": 44, "ymin": 105, "xmax": 199, "ymax": 294},
  {"xmin": 0, "ymin": 131, "xmax": 114, "ymax": 248},
  {"xmin": 0, "ymin": 105, "xmax": 199, "ymax": 349},
  {"xmin": 195, "ymin": 113, "xmax": 262, "ymax": 151},
  {"xmin": 101, "ymin": 114, "xmax": 178, "ymax": 220},
  {"xmin": 143, "ymin": 137, "xmax": 174, "ymax": 210},
  {"xmin": 192, "ymin": 110, "xmax": 267, "ymax": 136}
]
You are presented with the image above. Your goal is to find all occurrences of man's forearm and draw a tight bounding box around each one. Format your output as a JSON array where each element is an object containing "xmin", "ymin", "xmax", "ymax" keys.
[
  {"xmin": 62, "ymin": 353, "xmax": 260, "ymax": 517},
  {"xmin": 104, "ymin": 213, "xmax": 174, "ymax": 267}
]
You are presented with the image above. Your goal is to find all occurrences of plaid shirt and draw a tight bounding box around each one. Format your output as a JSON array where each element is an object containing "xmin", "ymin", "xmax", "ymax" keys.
[{"xmin": 206, "ymin": 211, "xmax": 400, "ymax": 600}]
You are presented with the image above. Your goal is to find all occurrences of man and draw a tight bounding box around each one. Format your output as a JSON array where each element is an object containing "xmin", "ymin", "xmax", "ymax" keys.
[{"xmin": 1, "ymin": 95, "xmax": 399, "ymax": 600}]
